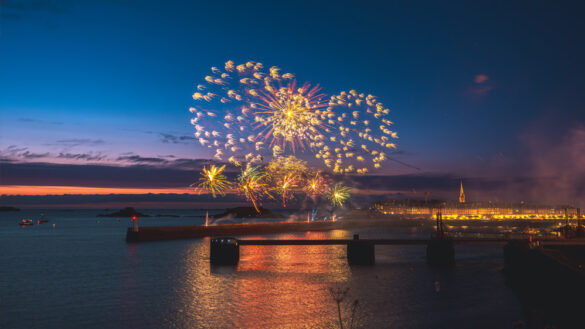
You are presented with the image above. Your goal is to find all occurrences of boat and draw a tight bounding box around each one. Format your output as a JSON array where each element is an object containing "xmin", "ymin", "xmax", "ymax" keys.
[{"xmin": 19, "ymin": 219, "xmax": 34, "ymax": 226}]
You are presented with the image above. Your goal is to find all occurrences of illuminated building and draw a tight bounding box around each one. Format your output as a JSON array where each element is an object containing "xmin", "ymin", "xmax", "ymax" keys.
[{"xmin": 373, "ymin": 182, "xmax": 578, "ymax": 220}]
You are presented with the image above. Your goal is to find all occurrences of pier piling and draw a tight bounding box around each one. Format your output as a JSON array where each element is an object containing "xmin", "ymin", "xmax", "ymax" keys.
[
  {"xmin": 426, "ymin": 238, "xmax": 455, "ymax": 265},
  {"xmin": 347, "ymin": 234, "xmax": 375, "ymax": 265},
  {"xmin": 210, "ymin": 237, "xmax": 240, "ymax": 265},
  {"xmin": 426, "ymin": 210, "xmax": 455, "ymax": 265}
]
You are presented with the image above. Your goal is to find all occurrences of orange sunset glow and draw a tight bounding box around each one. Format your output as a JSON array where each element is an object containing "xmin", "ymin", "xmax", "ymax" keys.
[{"xmin": 0, "ymin": 185, "xmax": 199, "ymax": 196}]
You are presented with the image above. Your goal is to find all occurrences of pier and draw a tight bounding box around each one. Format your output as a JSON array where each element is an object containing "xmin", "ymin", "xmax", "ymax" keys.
[
  {"xmin": 126, "ymin": 221, "xmax": 343, "ymax": 242},
  {"xmin": 209, "ymin": 234, "xmax": 584, "ymax": 266}
]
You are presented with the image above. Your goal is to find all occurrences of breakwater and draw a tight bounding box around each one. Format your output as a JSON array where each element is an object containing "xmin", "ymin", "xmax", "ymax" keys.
[{"xmin": 126, "ymin": 221, "xmax": 345, "ymax": 242}]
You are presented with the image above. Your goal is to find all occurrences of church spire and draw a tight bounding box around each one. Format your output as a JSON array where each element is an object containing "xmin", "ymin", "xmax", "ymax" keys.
[{"xmin": 459, "ymin": 180, "xmax": 466, "ymax": 203}]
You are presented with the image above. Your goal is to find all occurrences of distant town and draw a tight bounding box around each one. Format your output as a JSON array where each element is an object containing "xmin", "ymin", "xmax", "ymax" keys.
[{"xmin": 373, "ymin": 181, "xmax": 579, "ymax": 220}]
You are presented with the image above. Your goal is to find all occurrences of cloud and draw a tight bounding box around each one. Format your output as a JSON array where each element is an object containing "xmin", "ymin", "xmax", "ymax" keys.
[
  {"xmin": 19, "ymin": 151, "xmax": 50, "ymax": 159},
  {"xmin": 473, "ymin": 74, "xmax": 489, "ymax": 84},
  {"xmin": 0, "ymin": 146, "xmax": 49, "ymax": 160},
  {"xmin": 18, "ymin": 117, "xmax": 63, "ymax": 125},
  {"xmin": 116, "ymin": 155, "xmax": 167, "ymax": 163},
  {"xmin": 0, "ymin": 161, "xmax": 193, "ymax": 188},
  {"xmin": 54, "ymin": 138, "xmax": 105, "ymax": 146},
  {"xmin": 39, "ymin": 139, "xmax": 106, "ymax": 152},
  {"xmin": 0, "ymin": 193, "xmax": 247, "ymax": 209},
  {"xmin": 469, "ymin": 74, "xmax": 494, "ymax": 96},
  {"xmin": 2, "ymin": 145, "xmax": 28, "ymax": 155},
  {"xmin": 159, "ymin": 133, "xmax": 196, "ymax": 144},
  {"xmin": 1, "ymin": 145, "xmax": 112, "ymax": 164},
  {"xmin": 0, "ymin": 145, "xmax": 230, "ymax": 171},
  {"xmin": 58, "ymin": 152, "xmax": 107, "ymax": 161},
  {"xmin": 167, "ymin": 158, "xmax": 228, "ymax": 170},
  {"xmin": 114, "ymin": 154, "xmax": 232, "ymax": 171}
]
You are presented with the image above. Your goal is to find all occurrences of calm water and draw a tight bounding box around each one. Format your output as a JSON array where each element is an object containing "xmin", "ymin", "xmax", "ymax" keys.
[{"xmin": 1, "ymin": 209, "xmax": 527, "ymax": 329}]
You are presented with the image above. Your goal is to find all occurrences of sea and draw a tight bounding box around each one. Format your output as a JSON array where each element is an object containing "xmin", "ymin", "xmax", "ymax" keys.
[{"xmin": 0, "ymin": 209, "xmax": 558, "ymax": 329}]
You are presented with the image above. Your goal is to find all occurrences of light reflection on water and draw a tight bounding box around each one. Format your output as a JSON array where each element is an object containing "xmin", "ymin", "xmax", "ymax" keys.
[
  {"xmin": 1, "ymin": 210, "xmax": 536, "ymax": 329},
  {"xmin": 175, "ymin": 232, "xmax": 353, "ymax": 329}
]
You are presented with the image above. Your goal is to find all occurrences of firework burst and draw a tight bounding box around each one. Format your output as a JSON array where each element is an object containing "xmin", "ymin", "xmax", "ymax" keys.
[
  {"xmin": 189, "ymin": 60, "xmax": 398, "ymax": 174},
  {"xmin": 304, "ymin": 172, "xmax": 328, "ymax": 197},
  {"xmin": 236, "ymin": 165, "xmax": 272, "ymax": 213},
  {"xmin": 327, "ymin": 183, "xmax": 351, "ymax": 207},
  {"xmin": 274, "ymin": 172, "xmax": 298, "ymax": 207},
  {"xmin": 317, "ymin": 90, "xmax": 398, "ymax": 175},
  {"xmin": 254, "ymin": 80, "xmax": 329, "ymax": 152},
  {"xmin": 193, "ymin": 164, "xmax": 230, "ymax": 198}
]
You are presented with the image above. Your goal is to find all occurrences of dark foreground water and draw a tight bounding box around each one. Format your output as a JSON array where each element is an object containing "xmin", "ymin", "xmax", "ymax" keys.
[{"xmin": 1, "ymin": 209, "xmax": 530, "ymax": 329}]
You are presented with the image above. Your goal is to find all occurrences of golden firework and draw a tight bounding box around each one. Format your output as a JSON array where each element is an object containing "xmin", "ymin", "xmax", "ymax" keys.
[
  {"xmin": 275, "ymin": 172, "xmax": 298, "ymax": 207},
  {"xmin": 254, "ymin": 81, "xmax": 329, "ymax": 152},
  {"xmin": 327, "ymin": 183, "xmax": 351, "ymax": 207},
  {"xmin": 194, "ymin": 164, "xmax": 231, "ymax": 198},
  {"xmin": 305, "ymin": 172, "xmax": 328, "ymax": 196},
  {"xmin": 190, "ymin": 61, "xmax": 399, "ymax": 173},
  {"xmin": 237, "ymin": 165, "xmax": 272, "ymax": 213}
]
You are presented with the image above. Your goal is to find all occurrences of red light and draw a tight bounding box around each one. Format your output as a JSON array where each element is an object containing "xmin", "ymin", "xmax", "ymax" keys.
[{"xmin": 132, "ymin": 216, "xmax": 137, "ymax": 221}]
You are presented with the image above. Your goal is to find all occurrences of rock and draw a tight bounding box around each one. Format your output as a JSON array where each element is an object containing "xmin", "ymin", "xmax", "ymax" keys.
[
  {"xmin": 0, "ymin": 206, "xmax": 20, "ymax": 211},
  {"xmin": 97, "ymin": 207, "xmax": 150, "ymax": 217}
]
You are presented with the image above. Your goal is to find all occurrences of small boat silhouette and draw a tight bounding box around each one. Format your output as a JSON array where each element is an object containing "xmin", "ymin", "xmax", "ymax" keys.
[{"xmin": 19, "ymin": 219, "xmax": 34, "ymax": 226}]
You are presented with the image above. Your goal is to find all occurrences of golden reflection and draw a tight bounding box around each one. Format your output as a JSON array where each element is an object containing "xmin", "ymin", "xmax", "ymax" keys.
[
  {"xmin": 173, "ymin": 233, "xmax": 353, "ymax": 328},
  {"xmin": 232, "ymin": 231, "xmax": 351, "ymax": 328}
]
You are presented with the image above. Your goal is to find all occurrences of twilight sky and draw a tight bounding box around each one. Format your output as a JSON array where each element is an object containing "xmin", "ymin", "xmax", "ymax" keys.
[{"xmin": 1, "ymin": 0, "xmax": 585, "ymax": 207}]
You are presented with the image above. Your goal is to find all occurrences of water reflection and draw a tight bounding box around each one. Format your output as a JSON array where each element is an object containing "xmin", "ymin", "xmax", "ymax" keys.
[
  {"xmin": 157, "ymin": 229, "xmax": 526, "ymax": 328},
  {"xmin": 173, "ymin": 232, "xmax": 354, "ymax": 328}
]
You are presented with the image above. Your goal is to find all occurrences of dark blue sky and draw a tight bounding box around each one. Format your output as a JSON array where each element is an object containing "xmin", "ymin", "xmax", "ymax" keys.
[{"xmin": 1, "ymin": 0, "xmax": 585, "ymax": 203}]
